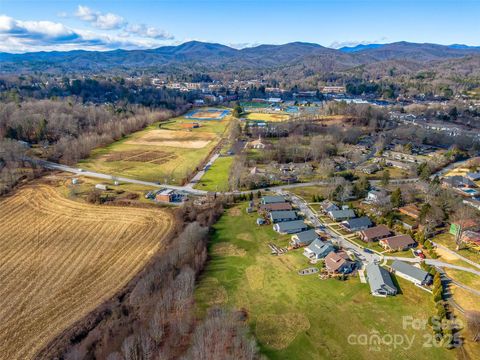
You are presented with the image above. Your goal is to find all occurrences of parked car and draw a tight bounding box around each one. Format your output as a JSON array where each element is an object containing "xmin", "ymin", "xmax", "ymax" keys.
[{"xmin": 363, "ymin": 248, "xmax": 373, "ymax": 254}]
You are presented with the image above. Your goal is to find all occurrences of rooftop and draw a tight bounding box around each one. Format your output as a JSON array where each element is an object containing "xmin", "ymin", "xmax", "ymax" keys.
[{"xmin": 391, "ymin": 260, "xmax": 430, "ymax": 282}]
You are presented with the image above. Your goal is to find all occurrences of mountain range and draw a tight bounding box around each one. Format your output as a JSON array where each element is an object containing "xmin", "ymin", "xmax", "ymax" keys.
[{"xmin": 1, "ymin": 41, "xmax": 480, "ymax": 75}]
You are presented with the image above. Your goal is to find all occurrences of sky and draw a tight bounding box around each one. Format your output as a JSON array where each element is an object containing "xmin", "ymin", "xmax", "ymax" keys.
[{"xmin": 1, "ymin": 0, "xmax": 480, "ymax": 53}]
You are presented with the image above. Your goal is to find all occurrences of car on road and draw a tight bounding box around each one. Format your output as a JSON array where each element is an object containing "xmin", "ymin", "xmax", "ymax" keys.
[
  {"xmin": 77, "ymin": 168, "xmax": 85, "ymax": 172},
  {"xmin": 363, "ymin": 248, "xmax": 374, "ymax": 254}
]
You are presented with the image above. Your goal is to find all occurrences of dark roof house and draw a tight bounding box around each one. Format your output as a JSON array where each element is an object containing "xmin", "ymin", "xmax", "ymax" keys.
[
  {"xmin": 442, "ymin": 176, "xmax": 476, "ymax": 188},
  {"xmin": 328, "ymin": 209, "xmax": 355, "ymax": 221},
  {"xmin": 342, "ymin": 216, "xmax": 372, "ymax": 231},
  {"xmin": 365, "ymin": 263, "xmax": 397, "ymax": 297},
  {"xmin": 260, "ymin": 202, "xmax": 293, "ymax": 212},
  {"xmin": 273, "ymin": 220, "xmax": 308, "ymax": 234},
  {"xmin": 261, "ymin": 195, "xmax": 286, "ymax": 204},
  {"xmin": 269, "ymin": 210, "xmax": 298, "ymax": 223},
  {"xmin": 379, "ymin": 234, "xmax": 416, "ymax": 251},
  {"xmin": 359, "ymin": 225, "xmax": 392, "ymax": 242},
  {"xmin": 291, "ymin": 229, "xmax": 320, "ymax": 247}
]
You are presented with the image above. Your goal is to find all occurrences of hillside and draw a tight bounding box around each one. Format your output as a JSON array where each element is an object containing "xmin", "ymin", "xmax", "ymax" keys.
[{"xmin": 2, "ymin": 41, "xmax": 480, "ymax": 75}]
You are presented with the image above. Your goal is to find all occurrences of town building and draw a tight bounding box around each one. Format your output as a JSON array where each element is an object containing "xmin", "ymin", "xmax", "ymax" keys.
[
  {"xmin": 398, "ymin": 204, "xmax": 421, "ymax": 219},
  {"xmin": 261, "ymin": 196, "xmax": 286, "ymax": 205},
  {"xmin": 259, "ymin": 202, "xmax": 293, "ymax": 212}
]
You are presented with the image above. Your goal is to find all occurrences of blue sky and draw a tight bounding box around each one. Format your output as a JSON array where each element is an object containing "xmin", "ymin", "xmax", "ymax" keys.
[{"xmin": 1, "ymin": 0, "xmax": 479, "ymax": 53}]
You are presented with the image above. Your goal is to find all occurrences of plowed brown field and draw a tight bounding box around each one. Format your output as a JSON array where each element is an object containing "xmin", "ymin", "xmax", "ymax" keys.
[{"xmin": 0, "ymin": 185, "xmax": 174, "ymax": 359}]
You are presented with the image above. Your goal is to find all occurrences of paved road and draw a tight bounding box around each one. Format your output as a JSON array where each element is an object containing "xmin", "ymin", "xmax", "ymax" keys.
[
  {"xmin": 431, "ymin": 242, "xmax": 480, "ymax": 270},
  {"xmin": 185, "ymin": 153, "xmax": 221, "ymax": 189},
  {"xmin": 38, "ymin": 160, "xmax": 209, "ymax": 196}
]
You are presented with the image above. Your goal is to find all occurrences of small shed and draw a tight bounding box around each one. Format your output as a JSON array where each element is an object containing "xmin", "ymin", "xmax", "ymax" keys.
[{"xmin": 95, "ymin": 184, "xmax": 108, "ymax": 191}]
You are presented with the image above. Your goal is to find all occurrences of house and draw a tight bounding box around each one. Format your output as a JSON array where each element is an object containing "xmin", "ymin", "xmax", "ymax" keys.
[
  {"xmin": 261, "ymin": 196, "xmax": 286, "ymax": 205},
  {"xmin": 365, "ymin": 263, "xmax": 397, "ymax": 297},
  {"xmin": 325, "ymin": 251, "xmax": 355, "ymax": 274},
  {"xmin": 155, "ymin": 189, "xmax": 176, "ymax": 203},
  {"xmin": 249, "ymin": 136, "xmax": 266, "ymax": 149},
  {"xmin": 442, "ymin": 176, "xmax": 477, "ymax": 188},
  {"xmin": 328, "ymin": 209, "xmax": 355, "ymax": 221},
  {"xmin": 466, "ymin": 172, "xmax": 480, "ymax": 181},
  {"xmin": 379, "ymin": 234, "xmax": 416, "ymax": 252},
  {"xmin": 269, "ymin": 210, "xmax": 298, "ymax": 223},
  {"xmin": 291, "ymin": 229, "xmax": 320, "ymax": 247},
  {"xmin": 358, "ymin": 225, "xmax": 392, "ymax": 242},
  {"xmin": 320, "ymin": 200, "xmax": 339, "ymax": 213},
  {"xmin": 398, "ymin": 204, "xmax": 421, "ymax": 219},
  {"xmin": 341, "ymin": 216, "xmax": 372, "ymax": 232},
  {"xmin": 259, "ymin": 202, "xmax": 293, "ymax": 212},
  {"xmin": 273, "ymin": 220, "xmax": 308, "ymax": 234},
  {"xmin": 303, "ymin": 239, "xmax": 335, "ymax": 261},
  {"xmin": 365, "ymin": 189, "xmax": 389, "ymax": 204},
  {"xmin": 390, "ymin": 260, "xmax": 432, "ymax": 286}
]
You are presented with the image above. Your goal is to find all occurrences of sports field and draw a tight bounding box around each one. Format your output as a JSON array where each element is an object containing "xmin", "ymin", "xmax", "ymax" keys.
[
  {"xmin": 0, "ymin": 184, "xmax": 173, "ymax": 360},
  {"xmin": 245, "ymin": 112, "xmax": 290, "ymax": 122},
  {"xmin": 195, "ymin": 202, "xmax": 456, "ymax": 360},
  {"xmin": 78, "ymin": 110, "xmax": 231, "ymax": 184},
  {"xmin": 185, "ymin": 108, "xmax": 230, "ymax": 120}
]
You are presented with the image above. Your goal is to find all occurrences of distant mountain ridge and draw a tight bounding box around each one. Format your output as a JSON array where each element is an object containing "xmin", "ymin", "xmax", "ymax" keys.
[{"xmin": 1, "ymin": 40, "xmax": 480, "ymax": 74}]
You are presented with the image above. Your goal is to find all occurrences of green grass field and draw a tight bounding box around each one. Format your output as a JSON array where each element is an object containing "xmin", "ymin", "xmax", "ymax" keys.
[
  {"xmin": 77, "ymin": 111, "xmax": 231, "ymax": 185},
  {"xmin": 194, "ymin": 202, "xmax": 457, "ymax": 360},
  {"xmin": 194, "ymin": 156, "xmax": 233, "ymax": 192}
]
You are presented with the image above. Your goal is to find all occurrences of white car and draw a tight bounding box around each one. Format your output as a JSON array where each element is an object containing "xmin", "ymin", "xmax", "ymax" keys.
[{"xmin": 77, "ymin": 168, "xmax": 85, "ymax": 172}]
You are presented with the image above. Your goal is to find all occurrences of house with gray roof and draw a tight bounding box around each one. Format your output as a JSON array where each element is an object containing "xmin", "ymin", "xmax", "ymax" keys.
[
  {"xmin": 320, "ymin": 200, "xmax": 339, "ymax": 213},
  {"xmin": 328, "ymin": 209, "xmax": 355, "ymax": 221},
  {"xmin": 273, "ymin": 220, "xmax": 308, "ymax": 234},
  {"xmin": 341, "ymin": 216, "xmax": 372, "ymax": 232},
  {"xmin": 390, "ymin": 260, "xmax": 432, "ymax": 286},
  {"xmin": 261, "ymin": 195, "xmax": 286, "ymax": 205},
  {"xmin": 303, "ymin": 239, "xmax": 335, "ymax": 261},
  {"xmin": 269, "ymin": 210, "xmax": 298, "ymax": 223},
  {"xmin": 365, "ymin": 263, "xmax": 397, "ymax": 297},
  {"xmin": 291, "ymin": 229, "xmax": 320, "ymax": 247}
]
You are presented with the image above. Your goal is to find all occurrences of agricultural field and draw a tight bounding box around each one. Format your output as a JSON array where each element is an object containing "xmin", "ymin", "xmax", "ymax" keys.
[
  {"xmin": 78, "ymin": 110, "xmax": 231, "ymax": 184},
  {"xmin": 245, "ymin": 112, "xmax": 291, "ymax": 122},
  {"xmin": 194, "ymin": 202, "xmax": 456, "ymax": 360},
  {"xmin": 0, "ymin": 184, "xmax": 173, "ymax": 360}
]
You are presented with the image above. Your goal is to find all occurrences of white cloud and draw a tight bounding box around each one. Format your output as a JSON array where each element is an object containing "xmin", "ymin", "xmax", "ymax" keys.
[
  {"xmin": 75, "ymin": 5, "xmax": 126, "ymax": 30},
  {"xmin": 0, "ymin": 14, "xmax": 172, "ymax": 53},
  {"xmin": 126, "ymin": 24, "xmax": 173, "ymax": 40}
]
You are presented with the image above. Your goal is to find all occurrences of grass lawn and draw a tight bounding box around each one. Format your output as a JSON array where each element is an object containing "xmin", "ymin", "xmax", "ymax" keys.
[
  {"xmin": 194, "ymin": 156, "xmax": 233, "ymax": 192},
  {"xmin": 78, "ymin": 111, "xmax": 231, "ymax": 185},
  {"xmin": 432, "ymin": 232, "xmax": 480, "ymax": 264},
  {"xmin": 194, "ymin": 202, "xmax": 457, "ymax": 360},
  {"xmin": 245, "ymin": 112, "xmax": 290, "ymax": 122}
]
